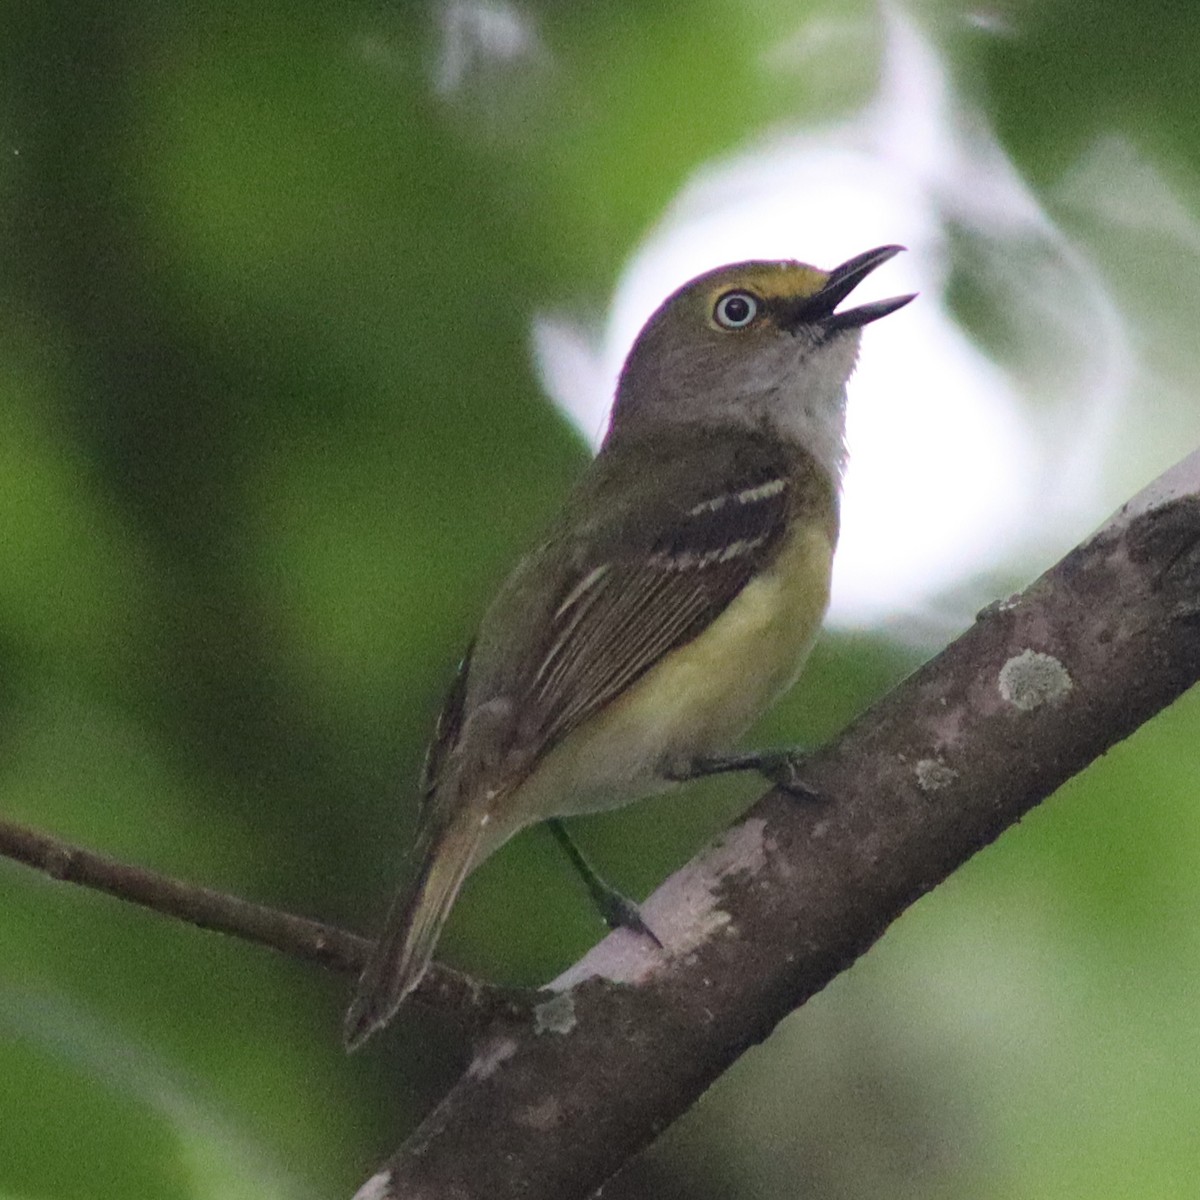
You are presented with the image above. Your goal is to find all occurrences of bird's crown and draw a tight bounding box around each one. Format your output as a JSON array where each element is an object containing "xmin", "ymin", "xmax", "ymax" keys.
[{"xmin": 645, "ymin": 245, "xmax": 912, "ymax": 342}]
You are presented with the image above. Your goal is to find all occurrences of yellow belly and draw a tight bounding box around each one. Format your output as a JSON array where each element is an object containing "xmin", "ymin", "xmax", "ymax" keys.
[{"xmin": 507, "ymin": 518, "xmax": 835, "ymax": 828}]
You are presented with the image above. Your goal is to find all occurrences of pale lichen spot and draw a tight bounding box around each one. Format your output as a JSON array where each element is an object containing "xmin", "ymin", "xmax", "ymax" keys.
[
  {"xmin": 467, "ymin": 1034, "xmax": 519, "ymax": 1079},
  {"xmin": 518, "ymin": 1096, "xmax": 562, "ymax": 1132},
  {"xmin": 998, "ymin": 649, "xmax": 1073, "ymax": 712},
  {"xmin": 351, "ymin": 1170, "xmax": 393, "ymax": 1200},
  {"xmin": 977, "ymin": 593, "xmax": 1021, "ymax": 621},
  {"xmin": 915, "ymin": 757, "xmax": 958, "ymax": 793},
  {"xmin": 534, "ymin": 991, "xmax": 577, "ymax": 1035}
]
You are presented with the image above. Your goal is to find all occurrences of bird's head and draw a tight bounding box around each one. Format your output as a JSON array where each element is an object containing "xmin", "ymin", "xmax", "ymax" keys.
[{"xmin": 608, "ymin": 246, "xmax": 914, "ymax": 478}]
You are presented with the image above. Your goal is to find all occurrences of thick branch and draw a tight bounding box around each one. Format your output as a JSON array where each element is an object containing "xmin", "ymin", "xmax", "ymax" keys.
[
  {"xmin": 0, "ymin": 819, "xmax": 534, "ymax": 1026},
  {"xmin": 357, "ymin": 451, "xmax": 1200, "ymax": 1200}
]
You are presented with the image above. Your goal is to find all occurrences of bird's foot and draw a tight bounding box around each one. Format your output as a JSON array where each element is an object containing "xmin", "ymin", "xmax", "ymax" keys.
[{"xmin": 669, "ymin": 748, "xmax": 819, "ymax": 802}]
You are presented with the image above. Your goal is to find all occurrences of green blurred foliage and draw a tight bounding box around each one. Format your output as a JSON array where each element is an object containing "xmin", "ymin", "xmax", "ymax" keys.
[{"xmin": 1, "ymin": 1, "xmax": 1199, "ymax": 1198}]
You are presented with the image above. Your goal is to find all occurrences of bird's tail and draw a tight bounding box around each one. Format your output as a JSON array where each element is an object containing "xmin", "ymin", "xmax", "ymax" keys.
[{"xmin": 343, "ymin": 814, "xmax": 484, "ymax": 1052}]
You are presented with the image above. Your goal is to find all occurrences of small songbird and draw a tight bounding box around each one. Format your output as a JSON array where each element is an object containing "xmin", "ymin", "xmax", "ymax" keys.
[{"xmin": 344, "ymin": 246, "xmax": 914, "ymax": 1050}]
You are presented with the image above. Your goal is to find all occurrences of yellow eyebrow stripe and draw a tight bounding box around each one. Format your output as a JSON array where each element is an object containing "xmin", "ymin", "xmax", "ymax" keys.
[{"xmin": 705, "ymin": 263, "xmax": 829, "ymax": 307}]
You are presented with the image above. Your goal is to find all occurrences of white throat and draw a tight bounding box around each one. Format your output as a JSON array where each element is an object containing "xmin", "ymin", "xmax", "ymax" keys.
[{"xmin": 734, "ymin": 332, "xmax": 859, "ymax": 486}]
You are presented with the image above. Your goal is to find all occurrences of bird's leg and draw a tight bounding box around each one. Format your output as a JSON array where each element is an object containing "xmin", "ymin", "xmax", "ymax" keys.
[
  {"xmin": 668, "ymin": 748, "xmax": 819, "ymax": 801},
  {"xmin": 546, "ymin": 820, "xmax": 662, "ymax": 946}
]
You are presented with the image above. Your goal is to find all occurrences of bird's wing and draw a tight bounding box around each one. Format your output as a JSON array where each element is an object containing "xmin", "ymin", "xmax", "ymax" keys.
[{"xmin": 523, "ymin": 452, "xmax": 799, "ymax": 752}]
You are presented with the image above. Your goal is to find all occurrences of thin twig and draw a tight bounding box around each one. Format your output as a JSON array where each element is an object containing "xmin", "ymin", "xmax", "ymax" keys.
[{"xmin": 0, "ymin": 818, "xmax": 536, "ymax": 1026}]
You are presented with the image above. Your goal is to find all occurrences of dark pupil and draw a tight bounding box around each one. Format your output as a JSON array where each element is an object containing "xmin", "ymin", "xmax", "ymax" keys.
[{"xmin": 722, "ymin": 295, "xmax": 751, "ymax": 324}]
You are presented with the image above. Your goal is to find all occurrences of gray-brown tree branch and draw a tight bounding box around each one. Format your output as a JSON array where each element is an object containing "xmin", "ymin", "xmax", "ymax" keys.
[{"xmin": 355, "ymin": 451, "xmax": 1200, "ymax": 1200}]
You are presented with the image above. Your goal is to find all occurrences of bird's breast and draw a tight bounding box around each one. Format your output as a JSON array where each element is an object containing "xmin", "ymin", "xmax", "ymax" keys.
[{"xmin": 512, "ymin": 517, "xmax": 836, "ymax": 824}]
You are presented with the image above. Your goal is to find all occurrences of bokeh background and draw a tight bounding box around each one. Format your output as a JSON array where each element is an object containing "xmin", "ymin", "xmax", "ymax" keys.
[{"xmin": 3, "ymin": 1, "xmax": 1200, "ymax": 1197}]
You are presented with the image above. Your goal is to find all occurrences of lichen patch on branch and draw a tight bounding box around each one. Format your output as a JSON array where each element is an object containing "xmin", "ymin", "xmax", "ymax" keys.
[
  {"xmin": 467, "ymin": 1035, "xmax": 519, "ymax": 1080},
  {"xmin": 997, "ymin": 649, "xmax": 1073, "ymax": 712},
  {"xmin": 914, "ymin": 757, "xmax": 959, "ymax": 793},
  {"xmin": 350, "ymin": 1171, "xmax": 392, "ymax": 1200},
  {"xmin": 534, "ymin": 992, "xmax": 577, "ymax": 1035}
]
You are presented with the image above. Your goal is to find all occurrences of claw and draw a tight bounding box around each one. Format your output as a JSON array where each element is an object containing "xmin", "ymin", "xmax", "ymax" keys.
[{"xmin": 594, "ymin": 889, "xmax": 663, "ymax": 947}]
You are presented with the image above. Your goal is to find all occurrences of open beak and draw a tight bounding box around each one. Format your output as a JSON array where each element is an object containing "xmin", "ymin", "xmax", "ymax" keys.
[{"xmin": 783, "ymin": 244, "xmax": 916, "ymax": 332}]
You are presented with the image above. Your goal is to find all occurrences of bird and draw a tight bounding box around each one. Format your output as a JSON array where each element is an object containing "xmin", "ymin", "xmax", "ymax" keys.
[{"xmin": 344, "ymin": 245, "xmax": 914, "ymax": 1050}]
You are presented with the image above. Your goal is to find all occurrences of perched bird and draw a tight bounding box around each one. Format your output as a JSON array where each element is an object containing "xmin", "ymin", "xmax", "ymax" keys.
[{"xmin": 345, "ymin": 246, "xmax": 914, "ymax": 1050}]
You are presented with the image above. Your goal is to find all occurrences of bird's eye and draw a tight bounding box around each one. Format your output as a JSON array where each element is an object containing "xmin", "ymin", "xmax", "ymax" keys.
[{"xmin": 713, "ymin": 290, "xmax": 760, "ymax": 330}]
